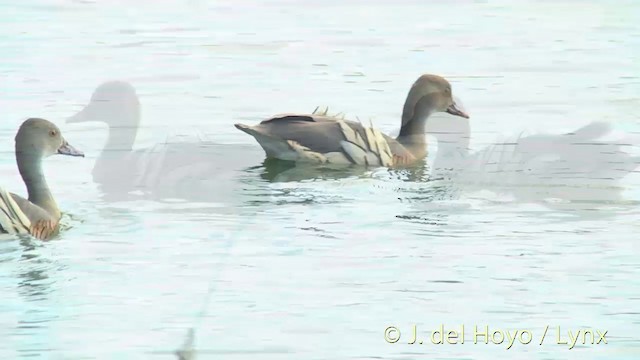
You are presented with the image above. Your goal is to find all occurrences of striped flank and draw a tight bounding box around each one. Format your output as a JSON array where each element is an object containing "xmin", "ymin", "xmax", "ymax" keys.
[
  {"xmin": 337, "ymin": 120, "xmax": 394, "ymax": 167},
  {"xmin": 0, "ymin": 187, "xmax": 31, "ymax": 235}
]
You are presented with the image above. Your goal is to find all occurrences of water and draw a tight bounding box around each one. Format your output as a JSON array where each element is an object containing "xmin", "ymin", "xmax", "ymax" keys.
[{"xmin": 1, "ymin": 0, "xmax": 640, "ymax": 359}]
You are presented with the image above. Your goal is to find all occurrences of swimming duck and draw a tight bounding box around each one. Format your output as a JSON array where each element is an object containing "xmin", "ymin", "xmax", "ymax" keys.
[
  {"xmin": 66, "ymin": 81, "xmax": 262, "ymax": 202},
  {"xmin": 67, "ymin": 81, "xmax": 141, "ymax": 191},
  {"xmin": 418, "ymin": 108, "xmax": 640, "ymax": 203},
  {"xmin": 1, "ymin": 118, "xmax": 84, "ymax": 239},
  {"xmin": 421, "ymin": 109, "xmax": 637, "ymax": 181},
  {"xmin": 234, "ymin": 74, "xmax": 469, "ymax": 167}
]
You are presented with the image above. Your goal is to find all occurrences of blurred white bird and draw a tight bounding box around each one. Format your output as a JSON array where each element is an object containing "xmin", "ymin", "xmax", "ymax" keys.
[
  {"xmin": 369, "ymin": 97, "xmax": 640, "ymax": 202},
  {"xmin": 67, "ymin": 81, "xmax": 262, "ymax": 203}
]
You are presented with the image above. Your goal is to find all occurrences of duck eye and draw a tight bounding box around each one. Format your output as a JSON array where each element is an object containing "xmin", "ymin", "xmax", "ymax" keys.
[{"xmin": 49, "ymin": 130, "xmax": 57, "ymax": 137}]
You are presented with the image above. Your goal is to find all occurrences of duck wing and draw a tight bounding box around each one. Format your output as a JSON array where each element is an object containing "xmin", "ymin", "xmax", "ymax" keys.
[
  {"xmin": 1, "ymin": 187, "xmax": 61, "ymax": 239},
  {"xmin": 0, "ymin": 187, "xmax": 31, "ymax": 235},
  {"xmin": 236, "ymin": 113, "xmax": 412, "ymax": 166}
]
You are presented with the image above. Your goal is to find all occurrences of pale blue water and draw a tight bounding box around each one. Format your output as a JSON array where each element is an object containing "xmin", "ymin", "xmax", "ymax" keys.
[{"xmin": 1, "ymin": 0, "xmax": 640, "ymax": 359}]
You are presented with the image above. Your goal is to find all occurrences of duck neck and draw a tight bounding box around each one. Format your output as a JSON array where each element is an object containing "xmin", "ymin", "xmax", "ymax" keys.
[
  {"xmin": 396, "ymin": 118, "xmax": 428, "ymax": 158},
  {"xmin": 429, "ymin": 119, "xmax": 471, "ymax": 178},
  {"xmin": 93, "ymin": 111, "xmax": 140, "ymax": 182},
  {"xmin": 434, "ymin": 119, "xmax": 471, "ymax": 158},
  {"xmin": 16, "ymin": 151, "xmax": 60, "ymax": 219},
  {"xmin": 104, "ymin": 122, "xmax": 138, "ymax": 152},
  {"xmin": 395, "ymin": 95, "xmax": 436, "ymax": 159},
  {"xmin": 97, "ymin": 101, "xmax": 141, "ymax": 152}
]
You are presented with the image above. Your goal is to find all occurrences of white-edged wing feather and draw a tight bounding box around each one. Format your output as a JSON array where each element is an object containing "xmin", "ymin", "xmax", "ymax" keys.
[
  {"xmin": 286, "ymin": 140, "xmax": 332, "ymax": 164},
  {"xmin": 339, "ymin": 141, "xmax": 380, "ymax": 166},
  {"xmin": 240, "ymin": 107, "xmax": 397, "ymax": 167},
  {"xmin": 337, "ymin": 119, "xmax": 394, "ymax": 167},
  {"xmin": 337, "ymin": 120, "xmax": 369, "ymax": 151},
  {"xmin": 0, "ymin": 187, "xmax": 31, "ymax": 234},
  {"xmin": 367, "ymin": 125, "xmax": 394, "ymax": 166}
]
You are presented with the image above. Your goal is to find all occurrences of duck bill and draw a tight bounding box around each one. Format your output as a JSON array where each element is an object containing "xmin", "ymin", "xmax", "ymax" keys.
[
  {"xmin": 445, "ymin": 103, "xmax": 470, "ymax": 119},
  {"xmin": 58, "ymin": 140, "xmax": 85, "ymax": 157}
]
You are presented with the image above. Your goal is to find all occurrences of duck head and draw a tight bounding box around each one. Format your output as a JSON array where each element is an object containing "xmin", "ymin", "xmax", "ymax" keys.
[
  {"xmin": 67, "ymin": 81, "xmax": 140, "ymax": 126},
  {"xmin": 15, "ymin": 118, "xmax": 84, "ymax": 158},
  {"xmin": 401, "ymin": 74, "xmax": 469, "ymax": 126}
]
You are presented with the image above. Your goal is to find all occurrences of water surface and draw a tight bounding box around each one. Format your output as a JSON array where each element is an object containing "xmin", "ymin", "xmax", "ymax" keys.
[{"xmin": 1, "ymin": 0, "xmax": 639, "ymax": 359}]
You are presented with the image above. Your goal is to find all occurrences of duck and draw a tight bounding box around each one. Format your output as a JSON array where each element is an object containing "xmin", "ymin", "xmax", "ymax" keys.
[
  {"xmin": 67, "ymin": 81, "xmax": 141, "ymax": 192},
  {"xmin": 364, "ymin": 89, "xmax": 640, "ymax": 190},
  {"xmin": 234, "ymin": 74, "xmax": 469, "ymax": 167},
  {"xmin": 420, "ymin": 108, "xmax": 640, "ymax": 202},
  {"xmin": 66, "ymin": 81, "xmax": 262, "ymax": 202},
  {"xmin": 1, "ymin": 118, "xmax": 84, "ymax": 240}
]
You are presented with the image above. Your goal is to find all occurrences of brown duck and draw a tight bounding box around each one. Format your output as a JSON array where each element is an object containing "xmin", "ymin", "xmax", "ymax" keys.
[
  {"xmin": 1, "ymin": 118, "xmax": 84, "ymax": 240},
  {"xmin": 235, "ymin": 74, "xmax": 469, "ymax": 167}
]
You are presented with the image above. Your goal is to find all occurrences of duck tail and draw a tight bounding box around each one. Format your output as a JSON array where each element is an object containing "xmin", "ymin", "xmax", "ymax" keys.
[
  {"xmin": 234, "ymin": 123, "xmax": 278, "ymax": 144},
  {"xmin": 233, "ymin": 123, "xmax": 298, "ymax": 161},
  {"xmin": 234, "ymin": 123, "xmax": 255, "ymax": 135}
]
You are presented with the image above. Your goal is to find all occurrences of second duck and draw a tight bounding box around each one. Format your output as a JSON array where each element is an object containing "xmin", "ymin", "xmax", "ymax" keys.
[{"xmin": 235, "ymin": 74, "xmax": 469, "ymax": 167}]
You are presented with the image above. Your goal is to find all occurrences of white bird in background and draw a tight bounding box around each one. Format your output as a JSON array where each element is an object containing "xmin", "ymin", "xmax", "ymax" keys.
[
  {"xmin": 66, "ymin": 81, "xmax": 261, "ymax": 203},
  {"xmin": 425, "ymin": 108, "xmax": 639, "ymax": 202},
  {"xmin": 374, "ymin": 97, "xmax": 640, "ymax": 203}
]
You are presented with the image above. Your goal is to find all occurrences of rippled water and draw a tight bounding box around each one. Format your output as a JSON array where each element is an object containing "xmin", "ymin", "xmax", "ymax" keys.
[{"xmin": 1, "ymin": 0, "xmax": 640, "ymax": 359}]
